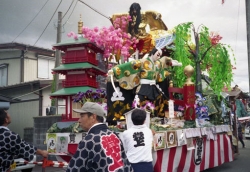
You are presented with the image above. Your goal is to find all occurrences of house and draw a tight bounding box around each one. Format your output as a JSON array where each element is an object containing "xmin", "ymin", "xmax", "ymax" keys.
[{"xmin": 0, "ymin": 42, "xmax": 64, "ymax": 138}]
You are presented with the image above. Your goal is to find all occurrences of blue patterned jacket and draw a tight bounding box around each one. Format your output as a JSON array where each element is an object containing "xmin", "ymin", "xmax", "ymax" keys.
[
  {"xmin": 67, "ymin": 124, "xmax": 133, "ymax": 172},
  {"xmin": 0, "ymin": 127, "xmax": 37, "ymax": 172}
]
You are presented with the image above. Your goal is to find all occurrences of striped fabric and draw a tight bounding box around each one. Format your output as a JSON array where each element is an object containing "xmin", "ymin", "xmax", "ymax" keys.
[{"xmin": 153, "ymin": 133, "xmax": 233, "ymax": 172}]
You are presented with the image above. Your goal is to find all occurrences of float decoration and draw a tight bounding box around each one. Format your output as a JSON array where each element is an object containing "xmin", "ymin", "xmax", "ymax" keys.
[
  {"xmin": 46, "ymin": 3, "xmax": 236, "ymax": 171},
  {"xmin": 73, "ymin": 88, "xmax": 108, "ymax": 116},
  {"xmin": 76, "ymin": 16, "xmax": 138, "ymax": 63},
  {"xmin": 73, "ymin": 89, "xmax": 107, "ymax": 105},
  {"xmin": 171, "ymin": 22, "xmax": 235, "ymax": 96}
]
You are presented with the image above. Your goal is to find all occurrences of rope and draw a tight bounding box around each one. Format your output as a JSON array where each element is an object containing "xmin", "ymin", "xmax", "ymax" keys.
[
  {"xmin": 12, "ymin": 84, "xmax": 51, "ymax": 100},
  {"xmin": 15, "ymin": 159, "xmax": 68, "ymax": 168}
]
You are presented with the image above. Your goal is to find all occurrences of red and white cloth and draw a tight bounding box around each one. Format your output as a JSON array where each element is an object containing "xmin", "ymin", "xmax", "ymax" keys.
[{"xmin": 153, "ymin": 133, "xmax": 233, "ymax": 172}]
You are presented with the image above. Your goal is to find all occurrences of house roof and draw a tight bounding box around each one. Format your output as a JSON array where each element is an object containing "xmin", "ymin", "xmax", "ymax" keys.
[
  {"xmin": 0, "ymin": 42, "xmax": 55, "ymax": 56},
  {"xmin": 53, "ymin": 36, "xmax": 90, "ymax": 46},
  {"xmin": 0, "ymin": 94, "xmax": 20, "ymax": 103},
  {"xmin": 50, "ymin": 86, "xmax": 96, "ymax": 97},
  {"xmin": 52, "ymin": 36, "xmax": 103, "ymax": 53},
  {"xmin": 0, "ymin": 80, "xmax": 54, "ymax": 90},
  {"xmin": 223, "ymin": 89, "xmax": 249, "ymax": 99},
  {"xmin": 52, "ymin": 62, "xmax": 106, "ymax": 75},
  {"xmin": 223, "ymin": 90, "xmax": 242, "ymax": 97}
]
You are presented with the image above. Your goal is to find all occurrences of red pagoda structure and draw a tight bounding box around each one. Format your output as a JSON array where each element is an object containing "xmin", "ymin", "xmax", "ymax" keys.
[{"xmin": 51, "ymin": 22, "xmax": 106, "ymax": 121}]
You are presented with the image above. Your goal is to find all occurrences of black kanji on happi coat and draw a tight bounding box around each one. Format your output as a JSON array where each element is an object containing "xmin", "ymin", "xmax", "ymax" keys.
[{"xmin": 133, "ymin": 132, "xmax": 145, "ymax": 147}]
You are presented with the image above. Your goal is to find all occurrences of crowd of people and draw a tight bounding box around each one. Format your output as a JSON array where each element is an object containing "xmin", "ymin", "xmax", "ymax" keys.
[{"xmin": 1, "ymin": 102, "xmax": 154, "ymax": 172}]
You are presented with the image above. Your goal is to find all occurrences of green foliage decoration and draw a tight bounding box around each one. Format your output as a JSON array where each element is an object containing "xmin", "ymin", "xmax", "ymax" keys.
[
  {"xmin": 171, "ymin": 22, "xmax": 194, "ymax": 87},
  {"xmin": 170, "ymin": 22, "xmax": 235, "ymax": 96},
  {"xmin": 203, "ymin": 44, "xmax": 234, "ymax": 96}
]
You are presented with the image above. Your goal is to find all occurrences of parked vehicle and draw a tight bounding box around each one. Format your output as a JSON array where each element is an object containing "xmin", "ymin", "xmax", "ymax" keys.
[{"xmin": 238, "ymin": 117, "xmax": 250, "ymax": 139}]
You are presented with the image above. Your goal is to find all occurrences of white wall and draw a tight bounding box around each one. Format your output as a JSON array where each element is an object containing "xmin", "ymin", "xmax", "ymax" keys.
[
  {"xmin": 24, "ymin": 58, "xmax": 38, "ymax": 82},
  {"xmin": 8, "ymin": 100, "xmax": 39, "ymax": 138},
  {"xmin": 0, "ymin": 58, "xmax": 20, "ymax": 85},
  {"xmin": 0, "ymin": 50, "xmax": 21, "ymax": 85}
]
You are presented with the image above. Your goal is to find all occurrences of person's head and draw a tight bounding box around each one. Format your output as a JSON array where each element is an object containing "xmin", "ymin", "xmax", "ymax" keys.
[
  {"xmin": 0, "ymin": 110, "xmax": 11, "ymax": 126},
  {"xmin": 128, "ymin": 2, "xmax": 141, "ymax": 35},
  {"xmin": 129, "ymin": 3, "xmax": 141, "ymax": 16},
  {"xmin": 73, "ymin": 102, "xmax": 105, "ymax": 131},
  {"xmin": 131, "ymin": 109, "xmax": 146, "ymax": 125},
  {"xmin": 149, "ymin": 47, "xmax": 162, "ymax": 62}
]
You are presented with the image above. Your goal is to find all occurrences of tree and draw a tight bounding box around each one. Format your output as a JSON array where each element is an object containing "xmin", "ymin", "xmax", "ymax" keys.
[{"xmin": 170, "ymin": 22, "xmax": 235, "ymax": 96}]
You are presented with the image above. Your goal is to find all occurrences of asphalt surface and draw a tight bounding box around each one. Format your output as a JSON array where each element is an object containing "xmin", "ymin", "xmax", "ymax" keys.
[
  {"xmin": 204, "ymin": 138, "xmax": 250, "ymax": 172},
  {"xmin": 26, "ymin": 138, "xmax": 250, "ymax": 172}
]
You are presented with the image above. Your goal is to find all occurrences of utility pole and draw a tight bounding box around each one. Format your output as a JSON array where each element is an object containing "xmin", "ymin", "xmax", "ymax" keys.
[
  {"xmin": 55, "ymin": 11, "xmax": 62, "ymax": 90},
  {"xmin": 51, "ymin": 11, "xmax": 62, "ymax": 113},
  {"xmin": 246, "ymin": 0, "xmax": 250, "ymax": 93}
]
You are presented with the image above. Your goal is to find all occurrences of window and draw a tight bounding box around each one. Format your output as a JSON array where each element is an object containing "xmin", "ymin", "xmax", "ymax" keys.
[
  {"xmin": 0, "ymin": 64, "xmax": 8, "ymax": 86},
  {"xmin": 72, "ymin": 102, "xmax": 82, "ymax": 118},
  {"xmin": 58, "ymin": 98, "xmax": 66, "ymax": 115},
  {"xmin": 38, "ymin": 58, "xmax": 55, "ymax": 79}
]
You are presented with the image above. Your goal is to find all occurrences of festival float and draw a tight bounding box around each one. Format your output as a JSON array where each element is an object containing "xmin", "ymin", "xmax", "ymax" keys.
[{"xmin": 45, "ymin": 3, "xmax": 235, "ymax": 171}]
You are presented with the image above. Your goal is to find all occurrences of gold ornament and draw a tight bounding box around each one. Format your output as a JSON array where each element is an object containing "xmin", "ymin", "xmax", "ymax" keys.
[
  {"xmin": 131, "ymin": 60, "xmax": 142, "ymax": 70},
  {"xmin": 120, "ymin": 116, "xmax": 125, "ymax": 120},
  {"xmin": 114, "ymin": 67, "xmax": 121, "ymax": 76}
]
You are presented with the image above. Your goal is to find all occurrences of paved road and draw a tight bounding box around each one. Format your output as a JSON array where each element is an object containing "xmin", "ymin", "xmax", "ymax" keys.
[
  {"xmin": 30, "ymin": 139, "xmax": 250, "ymax": 172},
  {"xmin": 204, "ymin": 138, "xmax": 250, "ymax": 172}
]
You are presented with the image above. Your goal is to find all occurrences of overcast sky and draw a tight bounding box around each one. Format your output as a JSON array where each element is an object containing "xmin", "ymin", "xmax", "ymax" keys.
[{"xmin": 0, "ymin": 0, "xmax": 248, "ymax": 92}]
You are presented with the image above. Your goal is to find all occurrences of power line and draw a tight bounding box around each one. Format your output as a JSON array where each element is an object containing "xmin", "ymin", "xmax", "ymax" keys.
[
  {"xmin": 63, "ymin": 0, "xmax": 78, "ymax": 26},
  {"xmin": 62, "ymin": 0, "xmax": 75, "ymax": 20},
  {"xmin": 12, "ymin": 0, "xmax": 50, "ymax": 42},
  {"xmin": 78, "ymin": 0, "xmax": 110, "ymax": 20},
  {"xmin": 33, "ymin": 0, "xmax": 63, "ymax": 46}
]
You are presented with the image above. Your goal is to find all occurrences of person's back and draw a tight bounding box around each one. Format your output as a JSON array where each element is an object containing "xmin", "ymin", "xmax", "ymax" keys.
[
  {"xmin": 121, "ymin": 109, "xmax": 153, "ymax": 172},
  {"xmin": 69, "ymin": 123, "xmax": 132, "ymax": 171},
  {"xmin": 122, "ymin": 123, "xmax": 153, "ymax": 162}
]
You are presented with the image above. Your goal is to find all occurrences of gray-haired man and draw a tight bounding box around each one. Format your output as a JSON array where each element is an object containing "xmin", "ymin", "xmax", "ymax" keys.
[{"xmin": 66, "ymin": 102, "xmax": 133, "ymax": 172}]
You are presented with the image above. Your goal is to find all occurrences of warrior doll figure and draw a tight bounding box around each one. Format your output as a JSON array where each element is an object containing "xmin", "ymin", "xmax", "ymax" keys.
[
  {"xmin": 128, "ymin": 2, "xmax": 142, "ymax": 37},
  {"xmin": 111, "ymin": 2, "xmax": 168, "ymax": 55},
  {"xmin": 107, "ymin": 47, "xmax": 182, "ymax": 118}
]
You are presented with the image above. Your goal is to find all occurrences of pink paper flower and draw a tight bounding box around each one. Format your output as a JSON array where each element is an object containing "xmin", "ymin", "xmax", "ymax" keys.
[{"xmin": 80, "ymin": 16, "xmax": 138, "ymax": 61}]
